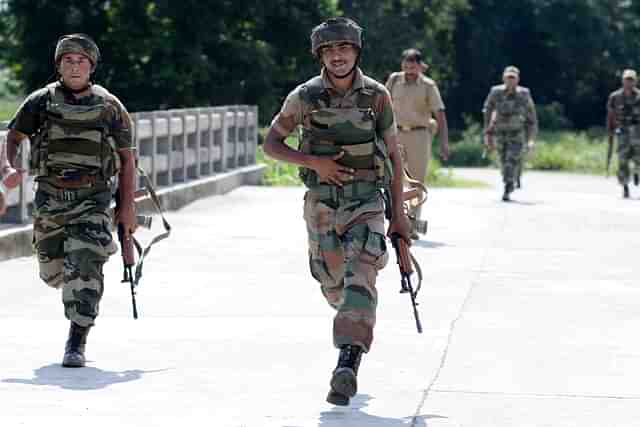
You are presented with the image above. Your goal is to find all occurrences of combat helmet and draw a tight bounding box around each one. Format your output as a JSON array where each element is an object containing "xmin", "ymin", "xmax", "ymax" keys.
[
  {"xmin": 310, "ymin": 17, "xmax": 362, "ymax": 57},
  {"xmin": 54, "ymin": 33, "xmax": 100, "ymax": 70}
]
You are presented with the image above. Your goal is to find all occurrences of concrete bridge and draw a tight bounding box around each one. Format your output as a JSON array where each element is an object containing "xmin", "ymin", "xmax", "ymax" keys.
[{"xmin": 0, "ymin": 168, "xmax": 638, "ymax": 426}]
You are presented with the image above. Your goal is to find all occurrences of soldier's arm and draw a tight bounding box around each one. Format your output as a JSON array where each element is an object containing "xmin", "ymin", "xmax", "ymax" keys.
[
  {"xmin": 377, "ymin": 90, "xmax": 411, "ymax": 240},
  {"xmin": 264, "ymin": 91, "xmax": 354, "ymax": 186},
  {"xmin": 482, "ymin": 89, "xmax": 497, "ymax": 128},
  {"xmin": 525, "ymin": 90, "xmax": 538, "ymax": 143},
  {"xmin": 109, "ymin": 97, "xmax": 138, "ymax": 234},
  {"xmin": 607, "ymin": 96, "xmax": 617, "ymax": 135}
]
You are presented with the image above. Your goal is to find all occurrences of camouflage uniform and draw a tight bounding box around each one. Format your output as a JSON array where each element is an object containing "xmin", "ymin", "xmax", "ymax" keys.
[
  {"xmin": 607, "ymin": 86, "xmax": 640, "ymax": 186},
  {"xmin": 483, "ymin": 81, "xmax": 538, "ymax": 188},
  {"xmin": 271, "ymin": 67, "xmax": 396, "ymax": 353},
  {"xmin": 8, "ymin": 82, "xmax": 134, "ymax": 327}
]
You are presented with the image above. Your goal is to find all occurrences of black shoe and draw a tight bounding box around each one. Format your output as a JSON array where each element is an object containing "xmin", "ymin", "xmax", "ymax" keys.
[
  {"xmin": 634, "ymin": 174, "xmax": 639, "ymax": 186},
  {"xmin": 623, "ymin": 184, "xmax": 630, "ymax": 199},
  {"xmin": 502, "ymin": 182, "xmax": 513, "ymax": 202},
  {"xmin": 516, "ymin": 176, "xmax": 521, "ymax": 189},
  {"xmin": 327, "ymin": 345, "xmax": 363, "ymax": 406},
  {"xmin": 62, "ymin": 322, "xmax": 90, "ymax": 368}
]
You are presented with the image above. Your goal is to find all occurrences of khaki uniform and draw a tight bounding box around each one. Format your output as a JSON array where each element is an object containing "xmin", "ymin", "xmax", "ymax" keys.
[
  {"xmin": 386, "ymin": 72, "xmax": 444, "ymax": 219},
  {"xmin": 271, "ymin": 68, "xmax": 395, "ymax": 352}
]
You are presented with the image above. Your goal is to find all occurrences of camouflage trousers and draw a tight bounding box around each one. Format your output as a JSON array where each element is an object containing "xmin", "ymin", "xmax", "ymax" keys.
[
  {"xmin": 303, "ymin": 189, "xmax": 389, "ymax": 353},
  {"xmin": 616, "ymin": 134, "xmax": 640, "ymax": 185},
  {"xmin": 33, "ymin": 185, "xmax": 117, "ymax": 327},
  {"xmin": 496, "ymin": 131, "xmax": 526, "ymax": 185}
]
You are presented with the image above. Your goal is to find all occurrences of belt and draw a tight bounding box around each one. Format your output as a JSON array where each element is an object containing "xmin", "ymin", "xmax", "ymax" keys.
[
  {"xmin": 37, "ymin": 181, "xmax": 110, "ymax": 202},
  {"xmin": 398, "ymin": 125, "xmax": 428, "ymax": 132},
  {"xmin": 308, "ymin": 181, "xmax": 379, "ymax": 204},
  {"xmin": 48, "ymin": 174, "xmax": 102, "ymax": 189}
]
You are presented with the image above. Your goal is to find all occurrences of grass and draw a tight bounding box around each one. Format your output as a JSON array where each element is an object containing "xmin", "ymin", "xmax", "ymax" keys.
[
  {"xmin": 448, "ymin": 121, "xmax": 612, "ymax": 175},
  {"xmin": 0, "ymin": 98, "xmax": 20, "ymax": 124}
]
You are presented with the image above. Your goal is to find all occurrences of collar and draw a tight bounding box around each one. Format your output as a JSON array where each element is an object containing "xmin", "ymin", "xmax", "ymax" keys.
[
  {"xmin": 321, "ymin": 67, "xmax": 365, "ymax": 93},
  {"xmin": 400, "ymin": 72, "xmax": 423, "ymax": 85}
]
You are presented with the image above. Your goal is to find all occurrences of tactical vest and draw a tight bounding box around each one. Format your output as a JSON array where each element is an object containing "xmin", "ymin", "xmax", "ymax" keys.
[
  {"xmin": 611, "ymin": 90, "xmax": 640, "ymax": 129},
  {"xmin": 30, "ymin": 83, "xmax": 120, "ymax": 179},
  {"xmin": 493, "ymin": 88, "xmax": 529, "ymax": 132},
  {"xmin": 298, "ymin": 76, "xmax": 393, "ymax": 190}
]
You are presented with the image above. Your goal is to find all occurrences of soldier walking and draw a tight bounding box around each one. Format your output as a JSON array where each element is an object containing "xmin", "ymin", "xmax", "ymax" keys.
[
  {"xmin": 264, "ymin": 18, "xmax": 411, "ymax": 406},
  {"xmin": 607, "ymin": 69, "xmax": 640, "ymax": 198},
  {"xmin": 483, "ymin": 66, "xmax": 538, "ymax": 201},
  {"xmin": 4, "ymin": 34, "xmax": 138, "ymax": 367}
]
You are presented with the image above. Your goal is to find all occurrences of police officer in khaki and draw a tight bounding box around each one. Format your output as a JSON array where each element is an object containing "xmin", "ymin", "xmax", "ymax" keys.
[
  {"xmin": 386, "ymin": 48, "xmax": 449, "ymax": 238},
  {"xmin": 5, "ymin": 34, "xmax": 138, "ymax": 367},
  {"xmin": 607, "ymin": 69, "xmax": 640, "ymax": 198}
]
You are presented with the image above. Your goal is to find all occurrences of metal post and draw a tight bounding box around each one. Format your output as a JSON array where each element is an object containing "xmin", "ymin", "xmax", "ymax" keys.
[
  {"xmin": 194, "ymin": 108, "xmax": 202, "ymax": 179},
  {"xmin": 219, "ymin": 107, "xmax": 228, "ymax": 172},
  {"xmin": 207, "ymin": 107, "xmax": 215, "ymax": 175},
  {"xmin": 166, "ymin": 110, "xmax": 174, "ymax": 186}
]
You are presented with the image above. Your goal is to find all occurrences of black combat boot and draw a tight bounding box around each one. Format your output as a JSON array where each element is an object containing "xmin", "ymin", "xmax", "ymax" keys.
[
  {"xmin": 326, "ymin": 345, "xmax": 364, "ymax": 406},
  {"xmin": 634, "ymin": 173, "xmax": 639, "ymax": 186},
  {"xmin": 516, "ymin": 175, "xmax": 522, "ymax": 189},
  {"xmin": 502, "ymin": 182, "xmax": 513, "ymax": 202},
  {"xmin": 623, "ymin": 184, "xmax": 630, "ymax": 199},
  {"xmin": 62, "ymin": 322, "xmax": 90, "ymax": 368}
]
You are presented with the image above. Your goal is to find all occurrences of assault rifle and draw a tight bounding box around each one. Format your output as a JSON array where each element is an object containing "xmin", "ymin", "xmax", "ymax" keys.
[
  {"xmin": 390, "ymin": 232, "xmax": 423, "ymax": 334},
  {"xmin": 113, "ymin": 169, "xmax": 171, "ymax": 319},
  {"xmin": 606, "ymin": 132, "xmax": 615, "ymax": 177}
]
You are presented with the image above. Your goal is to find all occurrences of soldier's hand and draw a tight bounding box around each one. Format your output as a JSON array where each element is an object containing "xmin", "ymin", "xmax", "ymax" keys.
[
  {"xmin": 116, "ymin": 205, "xmax": 138, "ymax": 235},
  {"xmin": 1, "ymin": 167, "xmax": 25, "ymax": 190},
  {"xmin": 527, "ymin": 140, "xmax": 535, "ymax": 153},
  {"xmin": 440, "ymin": 142, "xmax": 450, "ymax": 161},
  {"xmin": 311, "ymin": 151, "xmax": 355, "ymax": 187},
  {"xmin": 484, "ymin": 133, "xmax": 496, "ymax": 151},
  {"xmin": 387, "ymin": 213, "xmax": 412, "ymax": 245}
]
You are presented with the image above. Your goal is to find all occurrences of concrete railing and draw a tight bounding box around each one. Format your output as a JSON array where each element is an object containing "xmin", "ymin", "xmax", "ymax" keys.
[{"xmin": 1, "ymin": 105, "xmax": 259, "ymax": 224}]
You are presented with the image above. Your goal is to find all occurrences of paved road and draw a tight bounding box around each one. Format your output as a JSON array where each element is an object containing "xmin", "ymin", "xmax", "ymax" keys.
[{"xmin": 1, "ymin": 168, "xmax": 639, "ymax": 426}]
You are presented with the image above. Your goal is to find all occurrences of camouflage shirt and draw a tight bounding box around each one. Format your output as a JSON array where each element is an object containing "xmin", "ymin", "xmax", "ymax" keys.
[
  {"xmin": 8, "ymin": 82, "xmax": 134, "ymax": 151},
  {"xmin": 483, "ymin": 84, "xmax": 538, "ymax": 136},
  {"xmin": 607, "ymin": 87, "xmax": 640, "ymax": 129},
  {"xmin": 271, "ymin": 67, "xmax": 397, "ymax": 140}
]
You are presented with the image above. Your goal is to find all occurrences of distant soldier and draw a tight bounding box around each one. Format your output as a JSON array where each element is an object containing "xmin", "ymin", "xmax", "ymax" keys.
[
  {"xmin": 607, "ymin": 69, "xmax": 640, "ymax": 198},
  {"xmin": 5, "ymin": 34, "xmax": 138, "ymax": 367},
  {"xmin": 386, "ymin": 48, "xmax": 449, "ymax": 237},
  {"xmin": 0, "ymin": 140, "xmax": 25, "ymax": 216},
  {"xmin": 483, "ymin": 66, "xmax": 538, "ymax": 201}
]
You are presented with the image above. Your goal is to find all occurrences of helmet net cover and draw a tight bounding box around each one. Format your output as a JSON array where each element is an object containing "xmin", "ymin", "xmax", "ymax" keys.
[
  {"xmin": 55, "ymin": 34, "xmax": 100, "ymax": 68},
  {"xmin": 311, "ymin": 17, "xmax": 362, "ymax": 57}
]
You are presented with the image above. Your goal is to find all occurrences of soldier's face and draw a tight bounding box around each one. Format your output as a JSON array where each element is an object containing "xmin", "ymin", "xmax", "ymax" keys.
[
  {"xmin": 402, "ymin": 58, "xmax": 421, "ymax": 76},
  {"xmin": 503, "ymin": 74, "xmax": 519, "ymax": 89},
  {"xmin": 321, "ymin": 42, "xmax": 358, "ymax": 78},
  {"xmin": 623, "ymin": 78, "xmax": 636, "ymax": 91},
  {"xmin": 59, "ymin": 53, "xmax": 92, "ymax": 89}
]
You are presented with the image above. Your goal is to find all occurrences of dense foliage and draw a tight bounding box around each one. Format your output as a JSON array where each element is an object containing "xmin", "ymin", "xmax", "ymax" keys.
[{"xmin": 2, "ymin": 0, "xmax": 640, "ymax": 128}]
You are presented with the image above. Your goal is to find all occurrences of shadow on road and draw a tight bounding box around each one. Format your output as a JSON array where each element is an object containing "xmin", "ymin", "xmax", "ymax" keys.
[
  {"xmin": 313, "ymin": 394, "xmax": 446, "ymax": 427},
  {"xmin": 2, "ymin": 363, "xmax": 168, "ymax": 391},
  {"xmin": 412, "ymin": 240, "xmax": 447, "ymax": 249}
]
